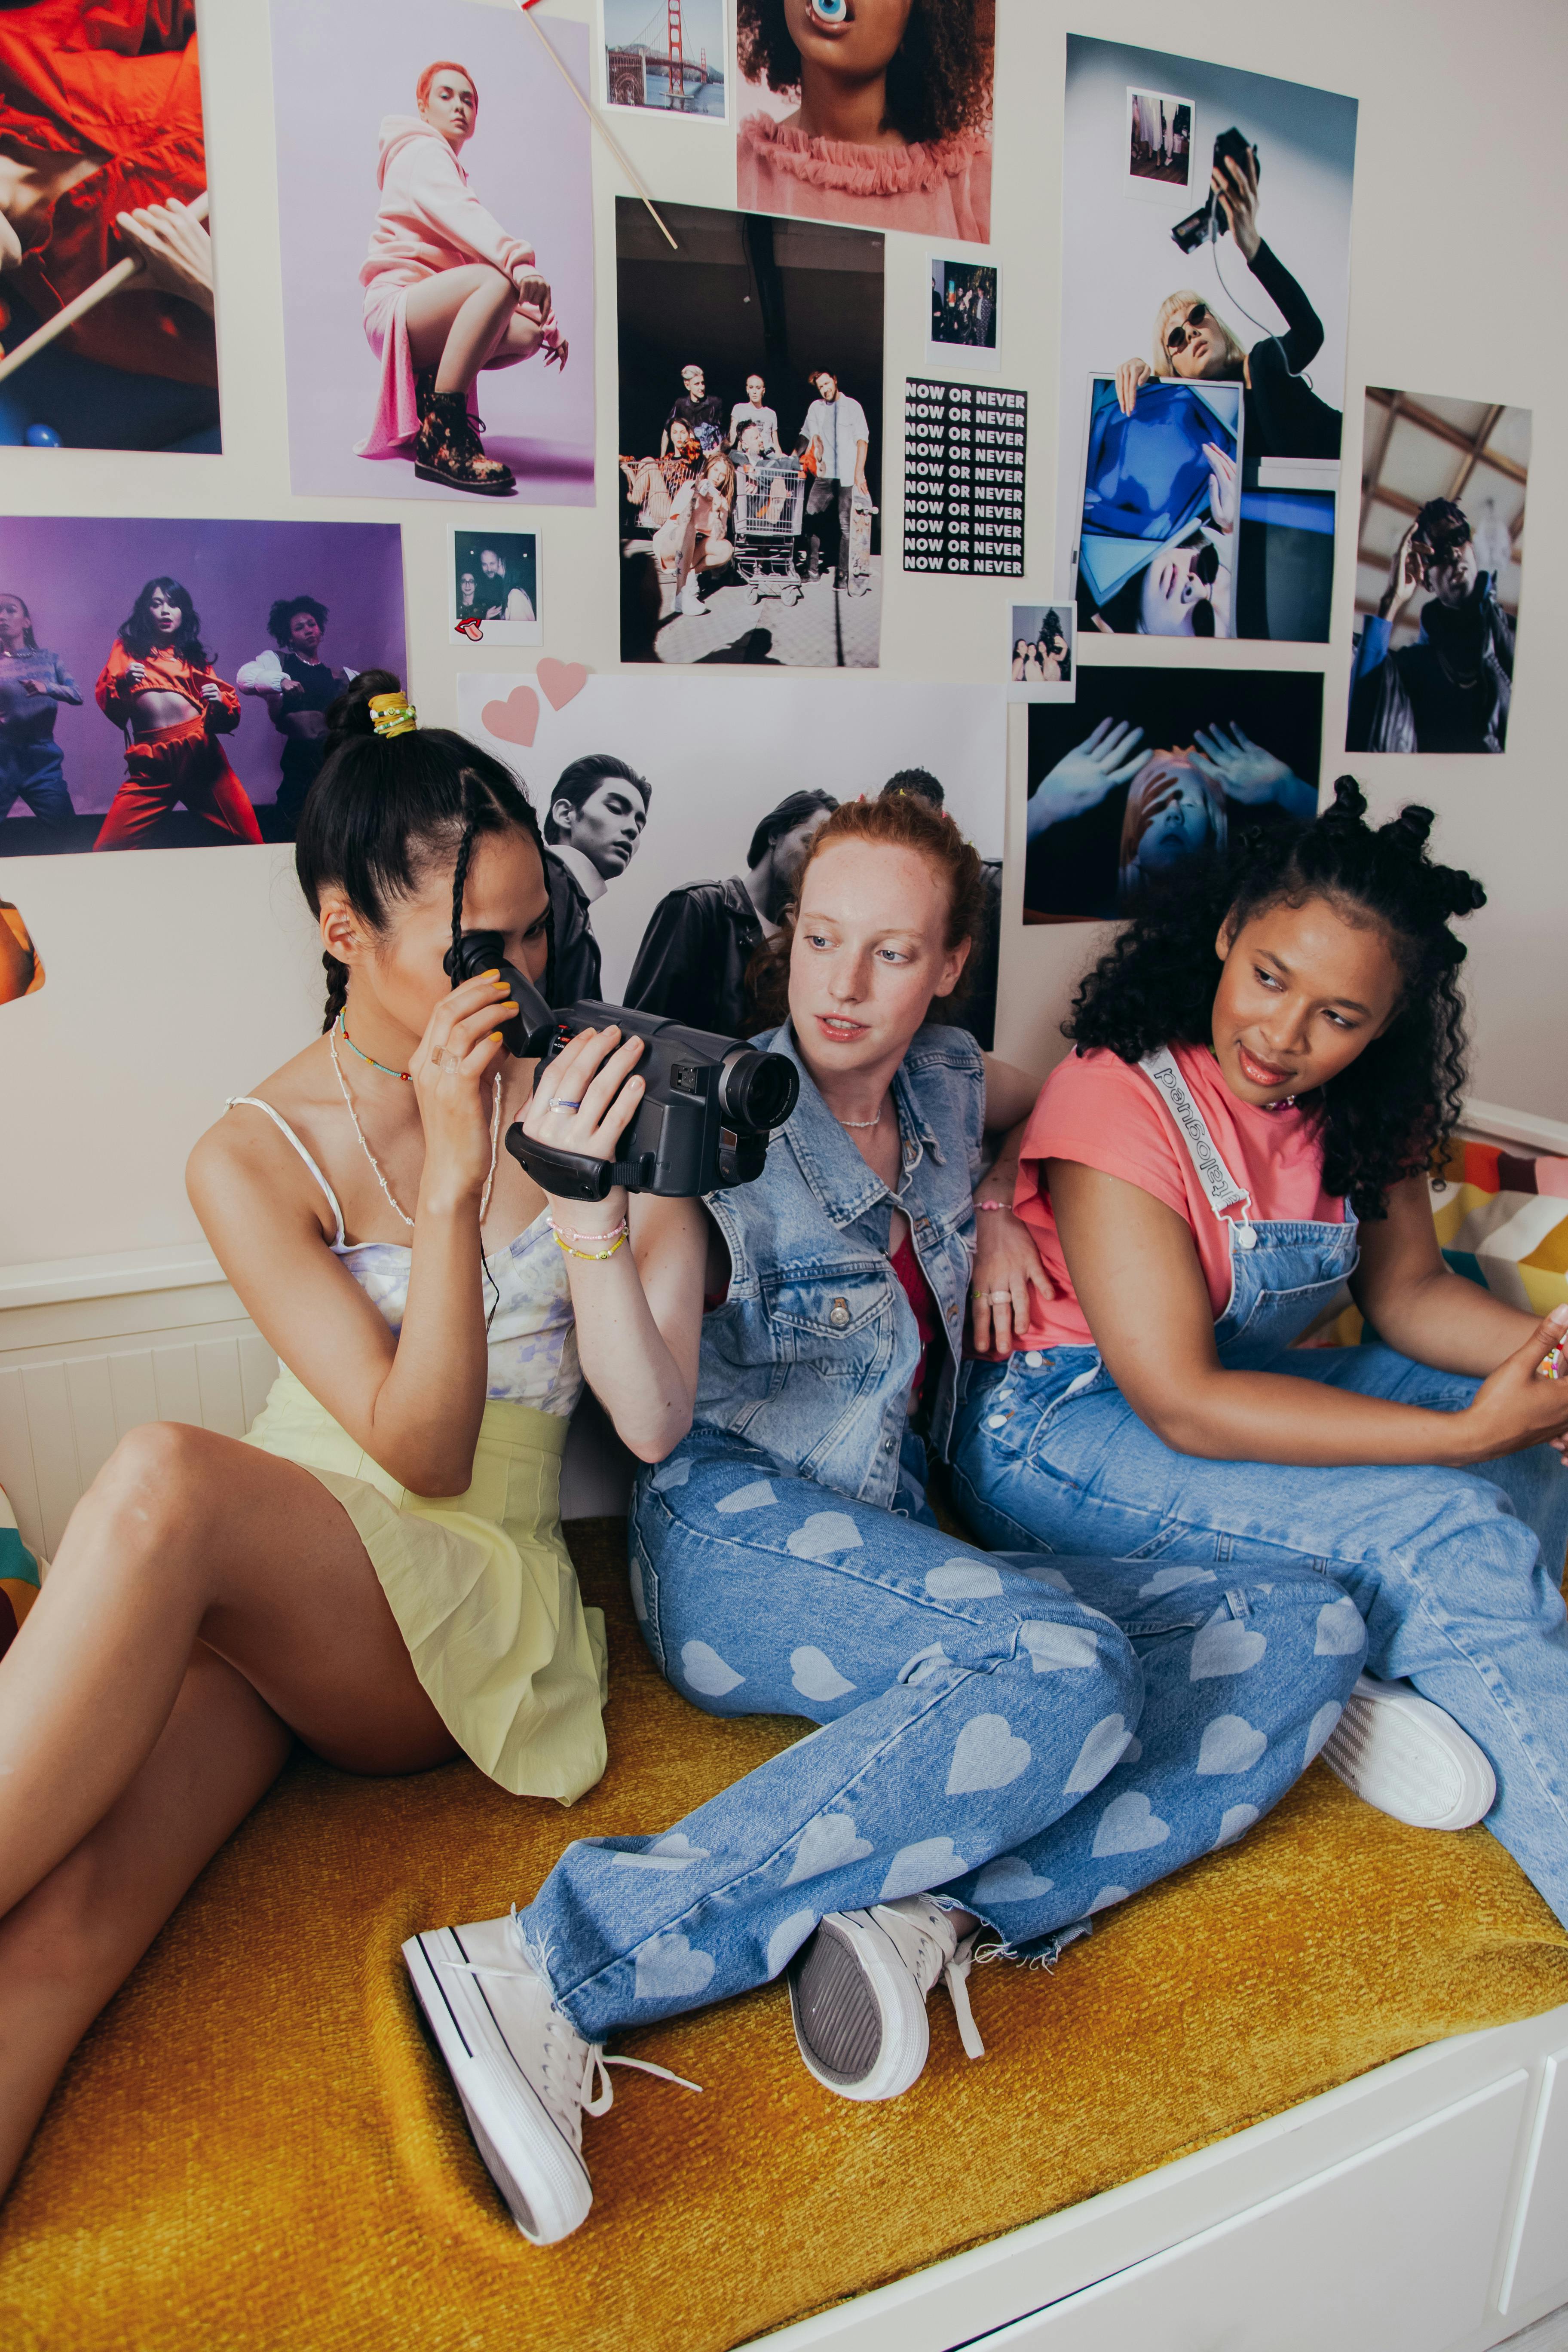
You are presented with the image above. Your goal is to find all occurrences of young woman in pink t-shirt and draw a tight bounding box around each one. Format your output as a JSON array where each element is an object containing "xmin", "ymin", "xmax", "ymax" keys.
[{"xmin": 952, "ymin": 781, "xmax": 1568, "ymax": 1931}]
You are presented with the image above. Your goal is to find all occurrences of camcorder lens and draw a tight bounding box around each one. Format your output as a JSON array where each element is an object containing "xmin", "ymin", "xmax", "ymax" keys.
[{"xmin": 719, "ymin": 1048, "xmax": 799, "ymax": 1135}]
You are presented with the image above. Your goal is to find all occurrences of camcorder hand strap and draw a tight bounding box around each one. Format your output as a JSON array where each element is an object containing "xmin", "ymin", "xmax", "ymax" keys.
[{"xmin": 506, "ymin": 1130, "xmax": 651, "ymax": 1202}]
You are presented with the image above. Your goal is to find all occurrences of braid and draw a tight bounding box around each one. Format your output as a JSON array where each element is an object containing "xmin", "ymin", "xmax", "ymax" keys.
[{"xmin": 322, "ymin": 952, "xmax": 349, "ymax": 1033}]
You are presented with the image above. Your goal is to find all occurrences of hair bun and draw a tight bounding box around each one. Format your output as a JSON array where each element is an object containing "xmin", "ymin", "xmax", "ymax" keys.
[
  {"xmin": 1326, "ymin": 775, "xmax": 1367, "ymax": 822},
  {"xmin": 326, "ymin": 667, "xmax": 403, "ymax": 743},
  {"xmin": 1389, "ymin": 804, "xmax": 1436, "ymax": 848}
]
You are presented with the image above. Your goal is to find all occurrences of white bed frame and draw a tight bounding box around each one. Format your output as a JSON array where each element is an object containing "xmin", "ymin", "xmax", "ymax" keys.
[{"xmin": 3, "ymin": 1248, "xmax": 1565, "ymax": 2352}]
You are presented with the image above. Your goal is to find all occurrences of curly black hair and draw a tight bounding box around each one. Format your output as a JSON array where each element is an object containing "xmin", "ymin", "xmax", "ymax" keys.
[
  {"xmin": 737, "ymin": 0, "xmax": 994, "ymax": 145},
  {"xmin": 1064, "ymin": 777, "xmax": 1487, "ymax": 1219}
]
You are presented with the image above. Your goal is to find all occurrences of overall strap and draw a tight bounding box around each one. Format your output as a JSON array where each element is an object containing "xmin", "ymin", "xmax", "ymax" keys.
[
  {"xmin": 1137, "ymin": 1047, "xmax": 1257, "ymax": 1250},
  {"xmin": 227, "ymin": 1096, "xmax": 347, "ymax": 1248}
]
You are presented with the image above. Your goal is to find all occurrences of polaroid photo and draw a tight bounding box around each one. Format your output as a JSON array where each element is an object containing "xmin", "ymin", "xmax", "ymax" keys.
[
  {"xmin": 1124, "ymin": 85, "xmax": 1196, "ymax": 199},
  {"xmin": 599, "ymin": 0, "xmax": 729, "ymax": 122},
  {"xmin": 1008, "ymin": 602, "xmax": 1075, "ymax": 703},
  {"xmin": 451, "ymin": 525, "xmax": 542, "ymax": 648},
  {"xmin": 1071, "ymin": 371, "xmax": 1243, "ymax": 643},
  {"xmin": 928, "ymin": 256, "xmax": 999, "ymax": 367}
]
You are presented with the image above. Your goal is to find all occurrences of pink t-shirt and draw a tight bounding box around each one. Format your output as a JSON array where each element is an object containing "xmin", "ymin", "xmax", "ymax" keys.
[{"xmin": 1012, "ymin": 1042, "xmax": 1344, "ymax": 1351}]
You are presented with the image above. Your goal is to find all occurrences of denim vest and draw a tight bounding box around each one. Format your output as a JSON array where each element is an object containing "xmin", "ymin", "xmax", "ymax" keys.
[{"xmin": 696, "ymin": 1021, "xmax": 984, "ymax": 1508}]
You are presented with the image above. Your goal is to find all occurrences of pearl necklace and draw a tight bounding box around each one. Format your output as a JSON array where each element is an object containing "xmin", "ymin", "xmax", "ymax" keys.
[{"xmin": 328, "ymin": 1024, "xmax": 501, "ymax": 1231}]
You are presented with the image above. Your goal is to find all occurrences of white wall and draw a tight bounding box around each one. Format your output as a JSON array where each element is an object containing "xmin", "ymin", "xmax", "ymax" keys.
[{"xmin": 2, "ymin": 0, "xmax": 1565, "ymax": 1268}]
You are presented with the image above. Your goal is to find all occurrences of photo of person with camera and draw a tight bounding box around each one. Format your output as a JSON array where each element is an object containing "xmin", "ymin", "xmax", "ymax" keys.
[
  {"xmin": 1348, "ymin": 496, "xmax": 1517, "ymax": 756},
  {"xmin": 1058, "ymin": 38, "xmax": 1358, "ymax": 647}
]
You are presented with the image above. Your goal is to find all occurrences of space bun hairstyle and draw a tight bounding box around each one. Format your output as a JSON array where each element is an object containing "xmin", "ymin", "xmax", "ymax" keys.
[
  {"xmin": 294, "ymin": 669, "xmax": 552, "ymax": 1032},
  {"xmin": 1066, "ymin": 776, "xmax": 1488, "ymax": 1218}
]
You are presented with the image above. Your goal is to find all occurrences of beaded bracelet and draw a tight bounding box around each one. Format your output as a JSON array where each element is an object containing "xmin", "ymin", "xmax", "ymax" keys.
[
  {"xmin": 552, "ymin": 1228, "xmax": 629, "ymax": 1262},
  {"xmin": 975, "ymin": 1200, "xmax": 1014, "ymax": 1214},
  {"xmin": 545, "ymin": 1223, "xmax": 630, "ymax": 1260}
]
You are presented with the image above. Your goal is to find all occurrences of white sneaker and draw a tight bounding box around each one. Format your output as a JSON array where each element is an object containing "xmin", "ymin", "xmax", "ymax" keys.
[
  {"xmin": 1320, "ymin": 1675, "xmax": 1497, "ymax": 1831},
  {"xmin": 679, "ymin": 581, "xmax": 710, "ymax": 617},
  {"xmin": 403, "ymin": 1911, "xmax": 698, "ymax": 2244},
  {"xmin": 787, "ymin": 1895, "xmax": 984, "ymax": 2101}
]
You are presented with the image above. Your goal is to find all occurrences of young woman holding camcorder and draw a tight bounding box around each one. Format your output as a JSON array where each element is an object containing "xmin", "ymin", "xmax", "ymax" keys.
[
  {"xmin": 0, "ymin": 670, "xmax": 718, "ymax": 2203},
  {"xmin": 402, "ymin": 790, "xmax": 1367, "ymax": 2249}
]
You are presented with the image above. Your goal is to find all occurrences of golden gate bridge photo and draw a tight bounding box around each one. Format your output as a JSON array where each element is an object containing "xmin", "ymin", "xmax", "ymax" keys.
[{"xmin": 604, "ymin": 0, "xmax": 728, "ymax": 117}]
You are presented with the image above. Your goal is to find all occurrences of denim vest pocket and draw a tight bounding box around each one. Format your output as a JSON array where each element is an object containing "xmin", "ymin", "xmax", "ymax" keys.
[{"xmin": 761, "ymin": 1265, "xmax": 893, "ymax": 1375}]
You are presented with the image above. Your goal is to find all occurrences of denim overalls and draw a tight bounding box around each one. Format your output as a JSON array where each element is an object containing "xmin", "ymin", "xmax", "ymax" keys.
[
  {"xmin": 516, "ymin": 1045, "xmax": 1366, "ymax": 2040},
  {"xmin": 952, "ymin": 1047, "xmax": 1568, "ymax": 1931}
]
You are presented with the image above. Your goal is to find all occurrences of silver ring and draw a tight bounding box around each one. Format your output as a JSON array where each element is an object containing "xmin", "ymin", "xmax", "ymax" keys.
[
  {"xmin": 548, "ymin": 1099, "xmax": 582, "ymax": 1113},
  {"xmin": 435, "ymin": 1048, "xmax": 462, "ymax": 1073},
  {"xmin": 982, "ymin": 1289, "xmax": 1011, "ymax": 1304}
]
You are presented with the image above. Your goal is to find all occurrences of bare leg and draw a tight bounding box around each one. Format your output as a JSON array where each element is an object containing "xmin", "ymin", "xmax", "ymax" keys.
[
  {"xmin": 0, "ymin": 1647, "xmax": 290, "ymax": 2198},
  {"xmin": 404, "ymin": 264, "xmax": 521, "ymax": 395},
  {"xmin": 0, "ymin": 1420, "xmax": 456, "ymax": 1917},
  {"xmin": 478, "ymin": 311, "xmax": 547, "ymax": 374}
]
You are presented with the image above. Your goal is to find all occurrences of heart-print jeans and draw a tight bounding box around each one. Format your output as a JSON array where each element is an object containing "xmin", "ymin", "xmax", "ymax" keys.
[{"xmin": 516, "ymin": 1424, "xmax": 1365, "ymax": 2040}]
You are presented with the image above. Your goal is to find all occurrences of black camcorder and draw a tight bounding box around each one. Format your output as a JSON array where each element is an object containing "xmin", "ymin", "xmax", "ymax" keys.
[
  {"xmin": 443, "ymin": 929, "xmax": 799, "ymax": 1203},
  {"xmin": 1172, "ymin": 127, "xmax": 1258, "ymax": 254}
]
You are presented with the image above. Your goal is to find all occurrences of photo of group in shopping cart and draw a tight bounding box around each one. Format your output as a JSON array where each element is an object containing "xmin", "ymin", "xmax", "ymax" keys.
[{"xmin": 616, "ymin": 197, "xmax": 884, "ymax": 668}]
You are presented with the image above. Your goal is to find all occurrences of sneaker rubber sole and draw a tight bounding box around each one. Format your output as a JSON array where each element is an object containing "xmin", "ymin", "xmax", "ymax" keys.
[
  {"xmin": 788, "ymin": 1911, "xmax": 930, "ymax": 2101},
  {"xmin": 402, "ymin": 1928, "xmax": 592, "ymax": 2245},
  {"xmin": 1320, "ymin": 1675, "xmax": 1496, "ymax": 1831}
]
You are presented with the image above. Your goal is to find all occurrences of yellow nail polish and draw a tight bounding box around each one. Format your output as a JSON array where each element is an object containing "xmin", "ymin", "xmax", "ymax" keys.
[
  {"xmin": 489, "ymin": 1030, "xmax": 503, "ymax": 1044},
  {"xmin": 481, "ymin": 968, "xmax": 499, "ymax": 980}
]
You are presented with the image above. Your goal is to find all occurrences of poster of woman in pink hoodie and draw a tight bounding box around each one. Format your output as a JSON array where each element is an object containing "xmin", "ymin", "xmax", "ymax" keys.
[{"xmin": 269, "ymin": 0, "xmax": 595, "ymax": 504}]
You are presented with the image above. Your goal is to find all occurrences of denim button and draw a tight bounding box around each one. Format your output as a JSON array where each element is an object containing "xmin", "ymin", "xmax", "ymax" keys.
[
  {"xmin": 1024, "ymin": 1350, "xmax": 1044, "ymax": 1367},
  {"xmin": 987, "ymin": 1413, "xmax": 1007, "ymax": 1430},
  {"xmin": 882, "ymin": 1436, "xmax": 894, "ymax": 1451},
  {"xmin": 829, "ymin": 1298, "xmax": 851, "ymax": 1328}
]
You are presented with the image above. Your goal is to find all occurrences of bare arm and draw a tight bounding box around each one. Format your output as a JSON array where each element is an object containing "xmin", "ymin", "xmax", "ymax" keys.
[
  {"xmin": 189, "ymin": 975, "xmax": 522, "ymax": 1497},
  {"xmin": 511, "ymin": 1023, "xmax": 703, "ymax": 1463},
  {"xmin": 1352, "ymin": 1173, "xmax": 1547, "ymax": 1373},
  {"xmin": 1049, "ymin": 1157, "xmax": 1568, "ymax": 1470},
  {"xmin": 971, "ymin": 1057, "xmax": 1054, "ymax": 1353}
]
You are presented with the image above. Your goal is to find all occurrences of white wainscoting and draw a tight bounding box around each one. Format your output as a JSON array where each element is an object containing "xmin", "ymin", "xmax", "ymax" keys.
[{"xmin": 0, "ymin": 1243, "xmax": 631, "ymax": 1559}]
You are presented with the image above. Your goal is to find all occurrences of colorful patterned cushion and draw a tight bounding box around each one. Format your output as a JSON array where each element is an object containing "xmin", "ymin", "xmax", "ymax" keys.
[{"xmin": 0, "ymin": 1484, "xmax": 42, "ymax": 1661}]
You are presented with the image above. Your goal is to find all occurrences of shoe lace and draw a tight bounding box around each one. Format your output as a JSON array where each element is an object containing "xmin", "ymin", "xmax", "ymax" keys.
[
  {"xmin": 436, "ymin": 1908, "xmax": 701, "ymax": 2148},
  {"xmin": 870, "ymin": 1900, "xmax": 986, "ymax": 2063}
]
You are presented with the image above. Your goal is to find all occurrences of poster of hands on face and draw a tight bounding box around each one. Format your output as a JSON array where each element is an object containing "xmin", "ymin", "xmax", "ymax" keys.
[
  {"xmin": 735, "ymin": 0, "xmax": 995, "ymax": 244},
  {"xmin": 457, "ymin": 674, "xmax": 1006, "ymax": 1046},
  {"xmin": 1057, "ymin": 36, "xmax": 1357, "ymax": 647},
  {"xmin": 268, "ymin": 0, "xmax": 593, "ymax": 504},
  {"xmin": 1348, "ymin": 390, "xmax": 1528, "ymax": 756},
  {"xmin": 0, "ymin": 518, "xmax": 405, "ymax": 854},
  {"xmin": 0, "ymin": 0, "xmax": 219, "ymax": 452},
  {"xmin": 1023, "ymin": 667, "xmax": 1323, "ymax": 925},
  {"xmin": 617, "ymin": 198, "xmax": 884, "ymax": 669}
]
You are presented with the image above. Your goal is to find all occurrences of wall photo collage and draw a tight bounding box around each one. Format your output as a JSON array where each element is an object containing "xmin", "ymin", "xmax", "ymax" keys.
[{"xmin": 0, "ymin": 3, "xmax": 1526, "ymax": 1021}]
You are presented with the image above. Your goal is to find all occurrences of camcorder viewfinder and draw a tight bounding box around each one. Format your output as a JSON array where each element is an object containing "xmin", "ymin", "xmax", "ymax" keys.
[
  {"xmin": 1172, "ymin": 127, "xmax": 1258, "ymax": 255},
  {"xmin": 443, "ymin": 929, "xmax": 799, "ymax": 1203}
]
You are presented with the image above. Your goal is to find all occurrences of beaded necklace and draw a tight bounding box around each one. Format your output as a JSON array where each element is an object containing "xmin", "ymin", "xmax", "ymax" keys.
[
  {"xmin": 336, "ymin": 1012, "xmax": 410, "ymax": 1084},
  {"xmin": 328, "ymin": 1025, "xmax": 501, "ymax": 1231}
]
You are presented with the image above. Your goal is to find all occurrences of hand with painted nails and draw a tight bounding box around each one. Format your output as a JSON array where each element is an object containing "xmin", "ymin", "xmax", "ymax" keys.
[
  {"xmin": 408, "ymin": 971, "xmax": 518, "ymax": 1207},
  {"xmin": 514, "ymin": 1023, "xmax": 647, "ymax": 1232}
]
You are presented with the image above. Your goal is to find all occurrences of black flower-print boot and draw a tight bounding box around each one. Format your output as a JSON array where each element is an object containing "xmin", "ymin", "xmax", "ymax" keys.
[{"xmin": 414, "ymin": 390, "xmax": 516, "ymax": 496}]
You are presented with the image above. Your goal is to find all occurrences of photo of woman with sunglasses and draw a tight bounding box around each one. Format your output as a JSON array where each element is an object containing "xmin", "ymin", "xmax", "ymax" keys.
[{"xmin": 1108, "ymin": 145, "xmax": 1340, "ymax": 641}]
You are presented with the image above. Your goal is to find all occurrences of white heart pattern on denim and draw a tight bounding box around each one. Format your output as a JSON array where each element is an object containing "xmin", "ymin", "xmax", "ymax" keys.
[
  {"xmin": 766, "ymin": 1908, "xmax": 819, "ymax": 1978},
  {"xmin": 925, "ymin": 1558, "xmax": 1004, "ymax": 1599},
  {"xmin": 971, "ymin": 1854, "xmax": 1054, "ymax": 1903},
  {"xmin": 716, "ymin": 1479, "xmax": 776, "ymax": 1515},
  {"xmin": 790, "ymin": 1645, "xmax": 858, "ymax": 1701},
  {"xmin": 1190, "ymin": 1611, "xmax": 1268, "ymax": 1679},
  {"xmin": 879, "ymin": 1836, "xmax": 968, "ymax": 1901},
  {"xmin": 1064, "ymin": 1712, "xmax": 1134, "ymax": 1794},
  {"xmin": 1018, "ymin": 1619, "xmax": 1100, "ymax": 1673},
  {"xmin": 1314, "ymin": 1597, "xmax": 1366, "ymax": 1657},
  {"xmin": 1304, "ymin": 1698, "xmax": 1343, "ymax": 1764},
  {"xmin": 947, "ymin": 1712, "xmax": 1033, "ymax": 1795},
  {"xmin": 1138, "ymin": 1564, "xmax": 1218, "ymax": 1600},
  {"xmin": 680, "ymin": 1639, "xmax": 746, "ymax": 1696},
  {"xmin": 634, "ymin": 1931, "xmax": 717, "ymax": 2000},
  {"xmin": 613, "ymin": 1831, "xmax": 710, "ymax": 1871},
  {"xmin": 650, "ymin": 1455, "xmax": 692, "ymax": 1489},
  {"xmin": 785, "ymin": 1809, "xmax": 875, "ymax": 1883},
  {"xmin": 1195, "ymin": 1714, "xmax": 1268, "ymax": 1775},
  {"xmin": 786, "ymin": 1512, "xmax": 864, "ymax": 1560},
  {"xmin": 1092, "ymin": 1790, "xmax": 1172, "ymax": 1856},
  {"xmin": 1213, "ymin": 1803, "xmax": 1260, "ymax": 1849}
]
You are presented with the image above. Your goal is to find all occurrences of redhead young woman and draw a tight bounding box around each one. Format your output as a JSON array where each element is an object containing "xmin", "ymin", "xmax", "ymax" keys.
[
  {"xmin": 953, "ymin": 780, "xmax": 1568, "ymax": 1925},
  {"xmin": 359, "ymin": 61, "xmax": 568, "ymax": 496},
  {"xmin": 403, "ymin": 793, "xmax": 1366, "ymax": 2246},
  {"xmin": 0, "ymin": 674, "xmax": 706, "ymax": 2204}
]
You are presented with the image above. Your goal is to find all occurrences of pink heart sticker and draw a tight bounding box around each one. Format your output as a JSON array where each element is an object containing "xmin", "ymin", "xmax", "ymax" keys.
[
  {"xmin": 481, "ymin": 686, "xmax": 539, "ymax": 747},
  {"xmin": 537, "ymin": 657, "xmax": 589, "ymax": 711}
]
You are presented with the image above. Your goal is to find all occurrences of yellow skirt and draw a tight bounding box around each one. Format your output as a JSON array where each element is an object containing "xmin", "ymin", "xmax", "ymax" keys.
[{"xmin": 242, "ymin": 1366, "xmax": 608, "ymax": 1805}]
